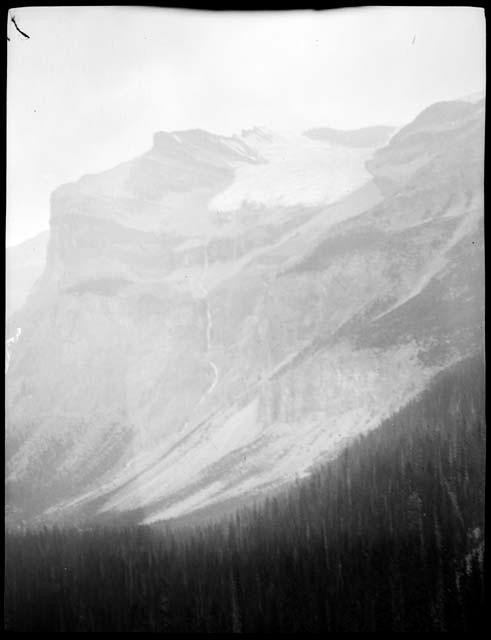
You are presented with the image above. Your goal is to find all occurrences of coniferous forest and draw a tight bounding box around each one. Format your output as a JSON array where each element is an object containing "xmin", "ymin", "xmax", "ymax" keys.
[{"xmin": 4, "ymin": 354, "xmax": 485, "ymax": 632}]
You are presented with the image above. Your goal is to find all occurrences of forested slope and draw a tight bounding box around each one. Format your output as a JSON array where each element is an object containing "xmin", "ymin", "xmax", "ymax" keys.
[{"xmin": 4, "ymin": 354, "xmax": 485, "ymax": 632}]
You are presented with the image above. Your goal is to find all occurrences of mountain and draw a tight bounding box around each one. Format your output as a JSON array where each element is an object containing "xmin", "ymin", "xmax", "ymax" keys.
[
  {"xmin": 5, "ymin": 230, "xmax": 49, "ymax": 320},
  {"xmin": 5, "ymin": 99, "xmax": 484, "ymax": 526},
  {"xmin": 459, "ymin": 90, "xmax": 485, "ymax": 104},
  {"xmin": 303, "ymin": 125, "xmax": 395, "ymax": 147}
]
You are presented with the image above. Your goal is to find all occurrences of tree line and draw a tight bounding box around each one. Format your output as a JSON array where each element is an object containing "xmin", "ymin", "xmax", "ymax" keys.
[{"xmin": 4, "ymin": 353, "xmax": 485, "ymax": 632}]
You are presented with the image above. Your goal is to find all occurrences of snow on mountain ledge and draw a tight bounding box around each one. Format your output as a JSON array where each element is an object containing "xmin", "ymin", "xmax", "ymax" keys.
[
  {"xmin": 5, "ymin": 328, "xmax": 22, "ymax": 374},
  {"xmin": 208, "ymin": 128, "xmax": 377, "ymax": 212}
]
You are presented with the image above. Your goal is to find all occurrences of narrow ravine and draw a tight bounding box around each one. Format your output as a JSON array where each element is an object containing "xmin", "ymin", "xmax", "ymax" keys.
[{"xmin": 196, "ymin": 242, "xmax": 219, "ymax": 405}]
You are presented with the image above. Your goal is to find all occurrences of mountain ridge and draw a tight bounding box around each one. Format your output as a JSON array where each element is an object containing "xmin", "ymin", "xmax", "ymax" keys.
[
  {"xmin": 303, "ymin": 125, "xmax": 395, "ymax": 147},
  {"xmin": 5, "ymin": 99, "xmax": 484, "ymax": 526}
]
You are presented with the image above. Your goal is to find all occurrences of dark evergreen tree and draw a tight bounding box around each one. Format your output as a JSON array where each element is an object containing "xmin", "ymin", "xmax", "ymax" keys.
[{"xmin": 4, "ymin": 354, "xmax": 485, "ymax": 632}]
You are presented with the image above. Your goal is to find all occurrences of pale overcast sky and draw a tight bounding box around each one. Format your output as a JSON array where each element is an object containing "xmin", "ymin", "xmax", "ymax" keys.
[{"xmin": 6, "ymin": 6, "xmax": 486, "ymax": 246}]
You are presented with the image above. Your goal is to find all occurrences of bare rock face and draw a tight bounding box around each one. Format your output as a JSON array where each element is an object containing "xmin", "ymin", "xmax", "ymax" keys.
[
  {"xmin": 366, "ymin": 99, "xmax": 485, "ymax": 195},
  {"xmin": 5, "ymin": 100, "xmax": 484, "ymax": 526},
  {"xmin": 6, "ymin": 231, "xmax": 49, "ymax": 320}
]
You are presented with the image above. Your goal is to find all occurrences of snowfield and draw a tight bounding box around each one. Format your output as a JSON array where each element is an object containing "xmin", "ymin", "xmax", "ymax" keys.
[{"xmin": 209, "ymin": 128, "xmax": 375, "ymax": 212}]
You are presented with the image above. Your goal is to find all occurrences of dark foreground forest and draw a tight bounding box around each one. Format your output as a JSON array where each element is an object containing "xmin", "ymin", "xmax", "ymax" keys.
[{"xmin": 4, "ymin": 354, "xmax": 485, "ymax": 632}]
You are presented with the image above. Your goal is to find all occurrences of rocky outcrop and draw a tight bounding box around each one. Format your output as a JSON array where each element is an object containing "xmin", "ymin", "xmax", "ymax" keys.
[
  {"xmin": 366, "ymin": 99, "xmax": 485, "ymax": 195},
  {"xmin": 6, "ymin": 231, "xmax": 49, "ymax": 319}
]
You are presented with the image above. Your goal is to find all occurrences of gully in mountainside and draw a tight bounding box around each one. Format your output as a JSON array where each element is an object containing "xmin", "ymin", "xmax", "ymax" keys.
[
  {"xmin": 197, "ymin": 242, "xmax": 219, "ymax": 403},
  {"xmin": 180, "ymin": 242, "xmax": 219, "ymax": 438}
]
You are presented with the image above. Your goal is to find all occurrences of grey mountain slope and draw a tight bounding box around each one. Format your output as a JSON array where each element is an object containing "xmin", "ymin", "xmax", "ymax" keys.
[
  {"xmin": 6, "ymin": 231, "xmax": 49, "ymax": 319},
  {"xmin": 5, "ymin": 104, "xmax": 484, "ymax": 526}
]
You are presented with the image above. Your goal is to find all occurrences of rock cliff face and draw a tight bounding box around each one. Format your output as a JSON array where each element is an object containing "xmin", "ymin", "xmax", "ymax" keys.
[
  {"xmin": 5, "ymin": 99, "xmax": 484, "ymax": 526},
  {"xmin": 6, "ymin": 231, "xmax": 49, "ymax": 320}
]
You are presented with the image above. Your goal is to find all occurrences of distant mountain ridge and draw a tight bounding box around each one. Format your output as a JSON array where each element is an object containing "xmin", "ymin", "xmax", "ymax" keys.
[{"xmin": 303, "ymin": 125, "xmax": 395, "ymax": 147}]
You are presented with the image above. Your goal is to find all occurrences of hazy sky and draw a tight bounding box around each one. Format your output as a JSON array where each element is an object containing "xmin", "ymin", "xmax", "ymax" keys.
[{"xmin": 7, "ymin": 6, "xmax": 485, "ymax": 246}]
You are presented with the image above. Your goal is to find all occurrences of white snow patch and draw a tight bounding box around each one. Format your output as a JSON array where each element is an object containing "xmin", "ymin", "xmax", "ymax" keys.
[
  {"xmin": 5, "ymin": 327, "xmax": 22, "ymax": 374},
  {"xmin": 209, "ymin": 130, "xmax": 374, "ymax": 212}
]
